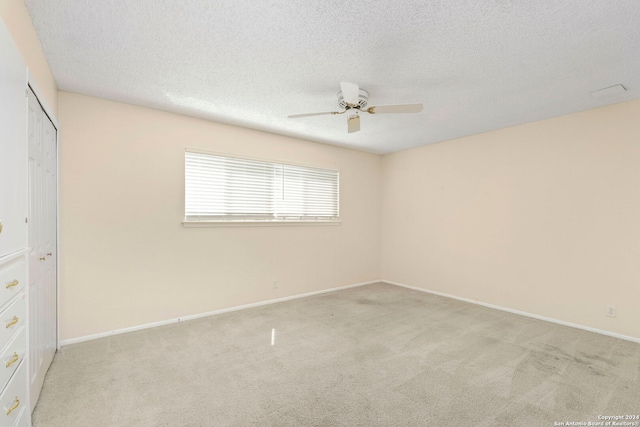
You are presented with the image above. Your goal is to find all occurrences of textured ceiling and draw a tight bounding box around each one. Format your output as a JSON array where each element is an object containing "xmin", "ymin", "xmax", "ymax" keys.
[{"xmin": 24, "ymin": 0, "xmax": 640, "ymax": 154}]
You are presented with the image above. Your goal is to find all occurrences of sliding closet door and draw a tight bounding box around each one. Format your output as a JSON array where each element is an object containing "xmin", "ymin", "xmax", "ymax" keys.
[{"xmin": 28, "ymin": 88, "xmax": 57, "ymax": 411}]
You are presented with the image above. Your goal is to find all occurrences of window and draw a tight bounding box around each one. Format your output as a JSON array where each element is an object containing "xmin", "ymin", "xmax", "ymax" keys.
[{"xmin": 185, "ymin": 150, "xmax": 339, "ymax": 223}]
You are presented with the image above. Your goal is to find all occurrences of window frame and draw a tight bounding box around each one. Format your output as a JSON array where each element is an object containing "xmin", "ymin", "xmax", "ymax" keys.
[{"xmin": 183, "ymin": 149, "xmax": 341, "ymax": 227}]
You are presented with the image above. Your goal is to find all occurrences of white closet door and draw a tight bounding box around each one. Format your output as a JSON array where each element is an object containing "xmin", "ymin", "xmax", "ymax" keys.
[{"xmin": 27, "ymin": 88, "xmax": 57, "ymax": 411}]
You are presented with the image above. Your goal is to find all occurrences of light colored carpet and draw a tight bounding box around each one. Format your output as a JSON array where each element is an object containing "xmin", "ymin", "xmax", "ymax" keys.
[{"xmin": 33, "ymin": 283, "xmax": 640, "ymax": 426}]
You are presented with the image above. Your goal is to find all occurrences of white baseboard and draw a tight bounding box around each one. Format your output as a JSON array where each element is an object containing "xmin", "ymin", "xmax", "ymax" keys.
[
  {"xmin": 61, "ymin": 278, "xmax": 640, "ymax": 347},
  {"xmin": 60, "ymin": 280, "xmax": 379, "ymax": 347},
  {"xmin": 383, "ymin": 279, "xmax": 640, "ymax": 344}
]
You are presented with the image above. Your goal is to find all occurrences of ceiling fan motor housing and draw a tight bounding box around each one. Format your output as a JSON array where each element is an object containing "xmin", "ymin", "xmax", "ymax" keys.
[{"xmin": 338, "ymin": 89, "xmax": 368, "ymax": 110}]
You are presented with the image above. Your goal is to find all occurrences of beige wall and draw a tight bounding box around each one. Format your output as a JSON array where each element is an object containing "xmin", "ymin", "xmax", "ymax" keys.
[
  {"xmin": 58, "ymin": 92, "xmax": 381, "ymax": 341},
  {"xmin": 382, "ymin": 100, "xmax": 640, "ymax": 340},
  {"xmin": 0, "ymin": 0, "xmax": 57, "ymax": 114}
]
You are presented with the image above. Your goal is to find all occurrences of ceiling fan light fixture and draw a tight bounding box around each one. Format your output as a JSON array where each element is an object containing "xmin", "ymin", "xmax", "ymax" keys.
[
  {"xmin": 347, "ymin": 113, "xmax": 361, "ymax": 133},
  {"xmin": 288, "ymin": 82, "xmax": 423, "ymax": 133}
]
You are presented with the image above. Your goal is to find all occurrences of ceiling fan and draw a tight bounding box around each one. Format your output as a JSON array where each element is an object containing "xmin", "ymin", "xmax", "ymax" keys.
[{"xmin": 288, "ymin": 82, "xmax": 423, "ymax": 133}]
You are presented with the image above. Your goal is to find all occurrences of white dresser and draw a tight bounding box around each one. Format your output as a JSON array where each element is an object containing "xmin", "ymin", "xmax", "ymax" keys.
[
  {"xmin": 1, "ymin": 19, "xmax": 32, "ymax": 427},
  {"xmin": 0, "ymin": 253, "xmax": 29, "ymax": 427}
]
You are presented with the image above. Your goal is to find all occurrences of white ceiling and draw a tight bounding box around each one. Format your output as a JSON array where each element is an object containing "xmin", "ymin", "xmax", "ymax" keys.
[{"xmin": 24, "ymin": 0, "xmax": 640, "ymax": 154}]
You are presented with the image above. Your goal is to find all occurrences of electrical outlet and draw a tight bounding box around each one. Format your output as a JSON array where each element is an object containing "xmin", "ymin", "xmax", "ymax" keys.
[
  {"xmin": 606, "ymin": 305, "xmax": 616, "ymax": 318},
  {"xmin": 272, "ymin": 280, "xmax": 278, "ymax": 289}
]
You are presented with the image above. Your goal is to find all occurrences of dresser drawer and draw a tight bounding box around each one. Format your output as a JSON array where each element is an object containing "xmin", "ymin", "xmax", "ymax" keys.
[
  {"xmin": 0, "ymin": 360, "xmax": 26, "ymax": 427},
  {"xmin": 0, "ymin": 326, "xmax": 25, "ymax": 396},
  {"xmin": 0, "ymin": 296, "xmax": 25, "ymax": 352},
  {"xmin": 0, "ymin": 257, "xmax": 26, "ymax": 311}
]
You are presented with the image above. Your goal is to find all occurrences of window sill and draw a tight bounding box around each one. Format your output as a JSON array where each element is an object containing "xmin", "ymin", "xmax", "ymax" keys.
[{"xmin": 182, "ymin": 220, "xmax": 342, "ymax": 228}]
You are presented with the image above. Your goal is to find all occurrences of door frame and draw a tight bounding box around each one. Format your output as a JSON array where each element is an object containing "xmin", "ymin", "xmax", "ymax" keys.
[{"xmin": 27, "ymin": 72, "xmax": 60, "ymax": 351}]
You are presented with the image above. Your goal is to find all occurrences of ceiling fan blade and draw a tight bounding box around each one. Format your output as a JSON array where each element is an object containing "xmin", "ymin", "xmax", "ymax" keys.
[
  {"xmin": 340, "ymin": 82, "xmax": 360, "ymax": 107},
  {"xmin": 347, "ymin": 114, "xmax": 360, "ymax": 133},
  {"xmin": 366, "ymin": 103, "xmax": 423, "ymax": 114},
  {"xmin": 288, "ymin": 111, "xmax": 342, "ymax": 118}
]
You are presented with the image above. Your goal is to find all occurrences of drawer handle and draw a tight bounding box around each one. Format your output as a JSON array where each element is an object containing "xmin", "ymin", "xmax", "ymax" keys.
[
  {"xmin": 5, "ymin": 280, "xmax": 19, "ymax": 289},
  {"xmin": 5, "ymin": 316, "xmax": 18, "ymax": 328},
  {"xmin": 5, "ymin": 353, "xmax": 19, "ymax": 368},
  {"xmin": 5, "ymin": 397, "xmax": 19, "ymax": 416},
  {"xmin": 39, "ymin": 257, "xmax": 46, "ymax": 261}
]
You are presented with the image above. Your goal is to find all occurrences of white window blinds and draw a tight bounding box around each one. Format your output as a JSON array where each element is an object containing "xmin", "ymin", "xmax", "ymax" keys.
[{"xmin": 185, "ymin": 151, "xmax": 339, "ymax": 222}]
